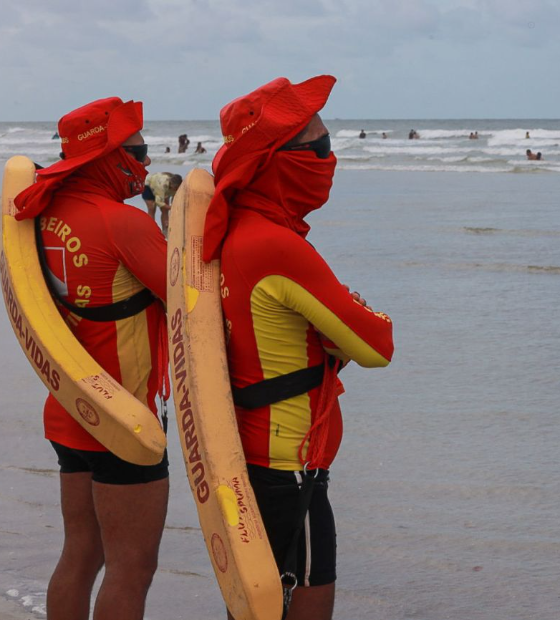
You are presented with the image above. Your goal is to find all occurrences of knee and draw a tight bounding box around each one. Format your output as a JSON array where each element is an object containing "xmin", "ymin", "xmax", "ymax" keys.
[
  {"xmin": 60, "ymin": 542, "xmax": 104, "ymax": 581},
  {"xmin": 106, "ymin": 553, "xmax": 159, "ymax": 590}
]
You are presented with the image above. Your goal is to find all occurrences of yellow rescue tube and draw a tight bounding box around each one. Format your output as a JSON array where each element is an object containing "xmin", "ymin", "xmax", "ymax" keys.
[
  {"xmin": 167, "ymin": 168, "xmax": 283, "ymax": 620},
  {"xmin": 1, "ymin": 156, "xmax": 166, "ymax": 465}
]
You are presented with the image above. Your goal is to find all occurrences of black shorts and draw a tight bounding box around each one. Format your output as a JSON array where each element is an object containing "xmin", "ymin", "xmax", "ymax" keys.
[
  {"xmin": 50, "ymin": 441, "xmax": 169, "ymax": 485},
  {"xmin": 247, "ymin": 464, "xmax": 336, "ymax": 587},
  {"xmin": 142, "ymin": 185, "xmax": 155, "ymax": 201}
]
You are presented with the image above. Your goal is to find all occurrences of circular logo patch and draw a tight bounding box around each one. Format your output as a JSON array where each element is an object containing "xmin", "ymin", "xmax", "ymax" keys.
[
  {"xmin": 211, "ymin": 533, "xmax": 228, "ymax": 573},
  {"xmin": 170, "ymin": 247, "xmax": 180, "ymax": 287},
  {"xmin": 75, "ymin": 398, "xmax": 100, "ymax": 426}
]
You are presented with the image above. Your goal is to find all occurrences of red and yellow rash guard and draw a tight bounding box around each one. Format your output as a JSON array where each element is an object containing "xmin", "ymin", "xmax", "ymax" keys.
[
  {"xmin": 39, "ymin": 178, "xmax": 167, "ymax": 451},
  {"xmin": 221, "ymin": 209, "xmax": 394, "ymax": 471}
]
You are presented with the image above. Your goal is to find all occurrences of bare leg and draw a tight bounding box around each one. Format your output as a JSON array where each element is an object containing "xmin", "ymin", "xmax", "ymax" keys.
[
  {"xmin": 286, "ymin": 583, "xmax": 335, "ymax": 620},
  {"xmin": 47, "ymin": 473, "xmax": 105, "ymax": 620},
  {"xmin": 144, "ymin": 199, "xmax": 156, "ymax": 220},
  {"xmin": 160, "ymin": 206, "xmax": 170, "ymax": 238},
  {"xmin": 92, "ymin": 477, "xmax": 169, "ymax": 620},
  {"xmin": 226, "ymin": 583, "xmax": 335, "ymax": 620}
]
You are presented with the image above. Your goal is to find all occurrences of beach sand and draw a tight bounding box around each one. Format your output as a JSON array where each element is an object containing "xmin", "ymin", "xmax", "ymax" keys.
[
  {"xmin": 0, "ymin": 596, "xmax": 32, "ymax": 620},
  {"xmin": 1, "ymin": 165, "xmax": 559, "ymax": 620}
]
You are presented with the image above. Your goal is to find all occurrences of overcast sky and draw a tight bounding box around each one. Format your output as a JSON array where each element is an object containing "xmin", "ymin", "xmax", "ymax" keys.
[{"xmin": 1, "ymin": 0, "xmax": 559, "ymax": 121}]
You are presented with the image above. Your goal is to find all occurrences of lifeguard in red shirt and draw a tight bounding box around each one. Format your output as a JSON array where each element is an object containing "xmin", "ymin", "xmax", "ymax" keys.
[
  {"xmin": 203, "ymin": 76, "xmax": 394, "ymax": 619},
  {"xmin": 14, "ymin": 97, "xmax": 169, "ymax": 620}
]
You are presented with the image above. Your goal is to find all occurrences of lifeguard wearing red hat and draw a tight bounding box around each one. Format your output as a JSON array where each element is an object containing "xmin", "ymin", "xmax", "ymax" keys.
[
  {"xmin": 211, "ymin": 76, "xmax": 394, "ymax": 620},
  {"xmin": 15, "ymin": 97, "xmax": 144, "ymax": 219},
  {"xmin": 13, "ymin": 96, "xmax": 170, "ymax": 620}
]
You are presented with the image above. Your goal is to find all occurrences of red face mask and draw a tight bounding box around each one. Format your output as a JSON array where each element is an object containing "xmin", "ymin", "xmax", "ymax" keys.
[
  {"xmin": 234, "ymin": 150, "xmax": 337, "ymax": 237},
  {"xmin": 72, "ymin": 148, "xmax": 148, "ymax": 201}
]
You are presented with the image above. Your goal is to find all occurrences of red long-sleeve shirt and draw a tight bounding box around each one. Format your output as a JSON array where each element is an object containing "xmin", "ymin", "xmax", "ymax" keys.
[
  {"xmin": 221, "ymin": 207, "xmax": 394, "ymax": 471},
  {"xmin": 39, "ymin": 177, "xmax": 167, "ymax": 451}
]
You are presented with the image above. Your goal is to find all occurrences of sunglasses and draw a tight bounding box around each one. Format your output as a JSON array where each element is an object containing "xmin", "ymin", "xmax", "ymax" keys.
[
  {"xmin": 123, "ymin": 143, "xmax": 149, "ymax": 162},
  {"xmin": 277, "ymin": 133, "xmax": 331, "ymax": 159}
]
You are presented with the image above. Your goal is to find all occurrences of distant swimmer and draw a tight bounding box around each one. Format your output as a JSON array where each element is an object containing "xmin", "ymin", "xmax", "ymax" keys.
[
  {"xmin": 382, "ymin": 132, "xmax": 387, "ymax": 139},
  {"xmin": 526, "ymin": 131, "xmax": 530, "ymax": 139},
  {"xmin": 165, "ymin": 146, "xmax": 171, "ymax": 153},
  {"xmin": 194, "ymin": 141, "xmax": 207, "ymax": 154},
  {"xmin": 178, "ymin": 133, "xmax": 190, "ymax": 153},
  {"xmin": 469, "ymin": 131, "xmax": 479, "ymax": 140},
  {"xmin": 52, "ymin": 132, "xmax": 59, "ymax": 139},
  {"xmin": 359, "ymin": 129, "xmax": 366, "ymax": 139},
  {"xmin": 526, "ymin": 149, "xmax": 542, "ymax": 161},
  {"xmin": 409, "ymin": 129, "xmax": 415, "ymax": 140}
]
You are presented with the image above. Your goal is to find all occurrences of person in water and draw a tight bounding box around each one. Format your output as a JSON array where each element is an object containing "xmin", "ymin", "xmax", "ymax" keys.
[
  {"xmin": 203, "ymin": 75, "xmax": 394, "ymax": 620},
  {"xmin": 142, "ymin": 171, "xmax": 183, "ymax": 237},
  {"xmin": 359, "ymin": 129, "xmax": 366, "ymax": 138},
  {"xmin": 14, "ymin": 98, "xmax": 169, "ymax": 620},
  {"xmin": 195, "ymin": 141, "xmax": 207, "ymax": 153},
  {"xmin": 526, "ymin": 149, "xmax": 540, "ymax": 160},
  {"xmin": 178, "ymin": 133, "xmax": 190, "ymax": 153}
]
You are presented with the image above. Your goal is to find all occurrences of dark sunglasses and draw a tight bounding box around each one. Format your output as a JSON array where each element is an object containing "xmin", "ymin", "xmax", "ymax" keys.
[
  {"xmin": 277, "ymin": 133, "xmax": 331, "ymax": 159},
  {"xmin": 123, "ymin": 143, "xmax": 149, "ymax": 162}
]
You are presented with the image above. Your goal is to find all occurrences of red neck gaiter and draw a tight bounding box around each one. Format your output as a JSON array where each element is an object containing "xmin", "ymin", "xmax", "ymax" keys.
[
  {"xmin": 233, "ymin": 150, "xmax": 337, "ymax": 237},
  {"xmin": 66, "ymin": 148, "xmax": 148, "ymax": 202},
  {"xmin": 14, "ymin": 148, "xmax": 147, "ymax": 220}
]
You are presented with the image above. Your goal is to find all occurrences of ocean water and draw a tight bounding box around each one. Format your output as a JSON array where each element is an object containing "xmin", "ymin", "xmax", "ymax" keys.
[
  {"xmin": 1, "ymin": 118, "xmax": 559, "ymax": 174},
  {"xmin": 0, "ymin": 121, "xmax": 559, "ymax": 619}
]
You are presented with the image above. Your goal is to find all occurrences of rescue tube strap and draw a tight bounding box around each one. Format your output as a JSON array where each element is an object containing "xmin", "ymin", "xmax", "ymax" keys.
[
  {"xmin": 280, "ymin": 466, "xmax": 319, "ymax": 619},
  {"xmin": 34, "ymin": 217, "xmax": 156, "ymax": 322},
  {"xmin": 231, "ymin": 362, "xmax": 327, "ymax": 409}
]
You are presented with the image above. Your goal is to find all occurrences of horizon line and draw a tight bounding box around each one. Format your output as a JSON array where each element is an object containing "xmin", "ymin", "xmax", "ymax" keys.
[{"xmin": 1, "ymin": 117, "xmax": 559, "ymax": 124}]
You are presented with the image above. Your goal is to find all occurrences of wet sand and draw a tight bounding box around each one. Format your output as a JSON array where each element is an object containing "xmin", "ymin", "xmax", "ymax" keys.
[
  {"xmin": 0, "ymin": 596, "xmax": 33, "ymax": 620},
  {"xmin": 1, "ymin": 167, "xmax": 559, "ymax": 619}
]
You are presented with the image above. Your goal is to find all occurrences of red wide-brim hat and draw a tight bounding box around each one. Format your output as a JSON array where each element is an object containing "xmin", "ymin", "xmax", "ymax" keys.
[
  {"xmin": 203, "ymin": 75, "xmax": 336, "ymax": 261},
  {"xmin": 14, "ymin": 97, "xmax": 143, "ymax": 220},
  {"xmin": 39, "ymin": 98, "xmax": 143, "ymax": 177}
]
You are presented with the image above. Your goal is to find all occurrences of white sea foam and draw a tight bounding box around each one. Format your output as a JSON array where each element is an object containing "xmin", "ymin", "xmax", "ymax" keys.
[
  {"xmin": 1, "ymin": 120, "xmax": 558, "ymax": 174},
  {"xmin": 414, "ymin": 129, "xmax": 489, "ymax": 139},
  {"xmin": 331, "ymin": 138, "xmax": 356, "ymax": 151},
  {"xmin": 364, "ymin": 145, "xmax": 475, "ymax": 155},
  {"xmin": 337, "ymin": 153, "xmax": 385, "ymax": 161},
  {"xmin": 337, "ymin": 163, "xmax": 514, "ymax": 173},
  {"xmin": 336, "ymin": 129, "xmax": 393, "ymax": 138},
  {"xmin": 487, "ymin": 128, "xmax": 560, "ymax": 146},
  {"xmin": 468, "ymin": 156, "xmax": 500, "ymax": 163},
  {"xmin": 144, "ymin": 134, "xmax": 219, "ymax": 146},
  {"xmin": 425, "ymin": 156, "xmax": 467, "ymax": 163},
  {"xmin": 506, "ymin": 160, "xmax": 560, "ymax": 173}
]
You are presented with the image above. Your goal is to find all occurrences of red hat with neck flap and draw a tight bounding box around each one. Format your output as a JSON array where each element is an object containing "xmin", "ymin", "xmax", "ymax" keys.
[
  {"xmin": 203, "ymin": 75, "xmax": 336, "ymax": 262},
  {"xmin": 15, "ymin": 97, "xmax": 143, "ymax": 220}
]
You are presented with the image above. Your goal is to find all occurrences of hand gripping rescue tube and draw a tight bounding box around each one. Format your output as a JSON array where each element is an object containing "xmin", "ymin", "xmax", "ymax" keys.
[
  {"xmin": 167, "ymin": 169, "xmax": 283, "ymax": 620},
  {"xmin": 1, "ymin": 156, "xmax": 166, "ymax": 465}
]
